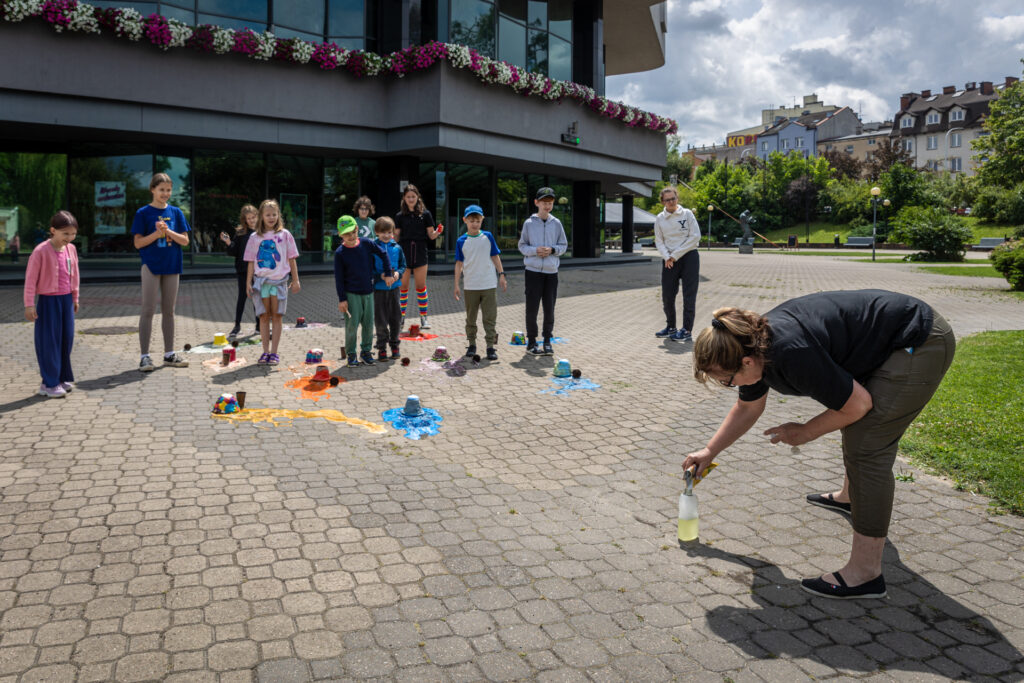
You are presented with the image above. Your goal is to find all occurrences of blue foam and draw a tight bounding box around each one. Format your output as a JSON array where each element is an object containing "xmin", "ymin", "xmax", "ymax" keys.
[
  {"xmin": 540, "ymin": 377, "xmax": 601, "ymax": 395},
  {"xmin": 381, "ymin": 407, "xmax": 444, "ymax": 440}
]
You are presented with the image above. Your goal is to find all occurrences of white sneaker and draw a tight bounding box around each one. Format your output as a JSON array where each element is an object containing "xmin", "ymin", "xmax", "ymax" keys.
[
  {"xmin": 60, "ymin": 382, "xmax": 74, "ymax": 392},
  {"xmin": 420, "ymin": 315, "xmax": 431, "ymax": 330},
  {"xmin": 38, "ymin": 383, "xmax": 67, "ymax": 398}
]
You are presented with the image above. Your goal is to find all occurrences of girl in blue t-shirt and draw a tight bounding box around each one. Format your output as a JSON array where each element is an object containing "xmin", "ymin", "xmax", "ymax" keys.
[{"xmin": 131, "ymin": 173, "xmax": 191, "ymax": 373}]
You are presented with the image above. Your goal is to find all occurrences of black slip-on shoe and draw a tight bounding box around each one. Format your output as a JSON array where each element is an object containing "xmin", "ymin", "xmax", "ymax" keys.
[
  {"xmin": 806, "ymin": 492, "xmax": 852, "ymax": 514},
  {"xmin": 801, "ymin": 573, "xmax": 886, "ymax": 600}
]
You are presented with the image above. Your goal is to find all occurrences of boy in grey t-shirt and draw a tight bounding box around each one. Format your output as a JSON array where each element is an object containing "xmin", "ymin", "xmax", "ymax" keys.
[{"xmin": 454, "ymin": 205, "xmax": 507, "ymax": 361}]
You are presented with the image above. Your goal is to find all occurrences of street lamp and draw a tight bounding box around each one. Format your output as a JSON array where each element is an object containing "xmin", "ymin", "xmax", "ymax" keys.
[
  {"xmin": 706, "ymin": 204, "xmax": 714, "ymax": 250},
  {"xmin": 944, "ymin": 126, "xmax": 964, "ymax": 173},
  {"xmin": 869, "ymin": 187, "xmax": 889, "ymax": 262}
]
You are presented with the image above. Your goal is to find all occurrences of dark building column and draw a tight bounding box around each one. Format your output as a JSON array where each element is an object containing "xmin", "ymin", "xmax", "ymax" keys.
[
  {"xmin": 378, "ymin": 155, "xmax": 419, "ymax": 207},
  {"xmin": 621, "ymin": 194, "xmax": 634, "ymax": 254},
  {"xmin": 572, "ymin": 0, "xmax": 604, "ymax": 96},
  {"xmin": 571, "ymin": 180, "xmax": 600, "ymax": 258}
]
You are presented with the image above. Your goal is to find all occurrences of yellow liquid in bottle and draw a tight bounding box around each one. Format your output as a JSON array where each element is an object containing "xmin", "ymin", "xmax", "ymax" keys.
[{"xmin": 677, "ymin": 518, "xmax": 699, "ymax": 542}]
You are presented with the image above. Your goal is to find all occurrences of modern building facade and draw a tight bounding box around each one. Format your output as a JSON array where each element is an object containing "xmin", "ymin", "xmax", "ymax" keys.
[
  {"xmin": 891, "ymin": 78, "xmax": 1017, "ymax": 176},
  {"xmin": 0, "ymin": 0, "xmax": 670, "ymax": 265}
]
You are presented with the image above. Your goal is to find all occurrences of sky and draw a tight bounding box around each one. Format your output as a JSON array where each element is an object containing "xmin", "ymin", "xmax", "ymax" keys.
[{"xmin": 606, "ymin": 0, "xmax": 1024, "ymax": 147}]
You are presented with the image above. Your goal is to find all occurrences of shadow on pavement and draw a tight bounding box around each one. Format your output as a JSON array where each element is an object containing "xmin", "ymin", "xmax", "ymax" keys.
[
  {"xmin": 661, "ymin": 339, "xmax": 692, "ymax": 355},
  {"xmin": 508, "ymin": 352, "xmax": 555, "ymax": 377},
  {"xmin": 681, "ymin": 541, "xmax": 1023, "ymax": 678},
  {"xmin": 0, "ymin": 395, "xmax": 47, "ymax": 414},
  {"xmin": 73, "ymin": 367, "xmax": 153, "ymax": 392}
]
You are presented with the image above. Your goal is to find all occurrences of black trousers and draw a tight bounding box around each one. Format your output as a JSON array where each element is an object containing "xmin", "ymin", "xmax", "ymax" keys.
[
  {"xmin": 374, "ymin": 289, "xmax": 402, "ymax": 349},
  {"xmin": 233, "ymin": 265, "xmax": 252, "ymax": 328},
  {"xmin": 524, "ymin": 270, "xmax": 558, "ymax": 342},
  {"xmin": 661, "ymin": 250, "xmax": 700, "ymax": 332}
]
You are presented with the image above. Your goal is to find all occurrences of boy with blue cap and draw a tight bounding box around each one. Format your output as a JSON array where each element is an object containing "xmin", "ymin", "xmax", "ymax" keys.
[{"xmin": 454, "ymin": 204, "xmax": 506, "ymax": 361}]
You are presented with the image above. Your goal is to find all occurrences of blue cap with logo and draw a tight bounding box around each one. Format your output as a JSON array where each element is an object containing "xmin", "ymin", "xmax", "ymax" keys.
[{"xmin": 463, "ymin": 204, "xmax": 484, "ymax": 218}]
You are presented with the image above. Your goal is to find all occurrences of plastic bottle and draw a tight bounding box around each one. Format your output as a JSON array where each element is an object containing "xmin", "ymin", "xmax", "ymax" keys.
[{"xmin": 678, "ymin": 471, "xmax": 699, "ymax": 545}]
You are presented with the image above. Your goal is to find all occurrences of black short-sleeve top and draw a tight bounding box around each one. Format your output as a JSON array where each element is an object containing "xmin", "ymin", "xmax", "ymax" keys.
[
  {"xmin": 394, "ymin": 209, "xmax": 435, "ymax": 243},
  {"xmin": 738, "ymin": 290, "xmax": 935, "ymax": 411}
]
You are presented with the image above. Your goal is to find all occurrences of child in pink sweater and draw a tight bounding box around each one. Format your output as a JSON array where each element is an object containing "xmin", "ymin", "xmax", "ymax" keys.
[{"xmin": 24, "ymin": 211, "xmax": 80, "ymax": 398}]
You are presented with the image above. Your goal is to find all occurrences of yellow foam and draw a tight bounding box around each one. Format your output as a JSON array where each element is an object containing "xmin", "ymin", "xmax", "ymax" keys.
[{"xmin": 213, "ymin": 408, "xmax": 386, "ymax": 434}]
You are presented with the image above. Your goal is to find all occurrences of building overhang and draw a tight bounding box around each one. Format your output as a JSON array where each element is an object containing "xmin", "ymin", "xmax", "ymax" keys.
[{"xmin": 605, "ymin": 1, "xmax": 668, "ymax": 76}]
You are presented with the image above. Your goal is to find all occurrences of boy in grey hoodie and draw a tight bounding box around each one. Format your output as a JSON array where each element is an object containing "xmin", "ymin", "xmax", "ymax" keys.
[{"xmin": 518, "ymin": 187, "xmax": 568, "ymax": 356}]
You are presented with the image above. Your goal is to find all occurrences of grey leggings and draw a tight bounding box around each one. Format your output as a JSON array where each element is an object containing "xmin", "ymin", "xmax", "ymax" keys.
[{"xmin": 139, "ymin": 265, "xmax": 180, "ymax": 354}]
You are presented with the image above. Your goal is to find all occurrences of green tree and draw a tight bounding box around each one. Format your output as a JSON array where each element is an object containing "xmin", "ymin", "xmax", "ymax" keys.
[
  {"xmin": 974, "ymin": 63, "xmax": 1024, "ymax": 188},
  {"xmin": 865, "ymin": 137, "xmax": 912, "ymax": 180},
  {"xmin": 880, "ymin": 163, "xmax": 926, "ymax": 212}
]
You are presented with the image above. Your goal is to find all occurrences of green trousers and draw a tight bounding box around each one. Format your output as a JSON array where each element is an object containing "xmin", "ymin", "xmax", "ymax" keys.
[
  {"xmin": 464, "ymin": 288, "xmax": 498, "ymax": 347},
  {"xmin": 344, "ymin": 293, "xmax": 375, "ymax": 353}
]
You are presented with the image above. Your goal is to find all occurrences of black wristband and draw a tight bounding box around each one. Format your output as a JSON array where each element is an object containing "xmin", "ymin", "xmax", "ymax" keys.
[{"xmin": 498, "ymin": 272, "xmax": 505, "ymax": 276}]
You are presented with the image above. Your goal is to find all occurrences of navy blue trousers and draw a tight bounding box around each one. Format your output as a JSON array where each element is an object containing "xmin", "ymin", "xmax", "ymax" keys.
[{"xmin": 35, "ymin": 294, "xmax": 75, "ymax": 387}]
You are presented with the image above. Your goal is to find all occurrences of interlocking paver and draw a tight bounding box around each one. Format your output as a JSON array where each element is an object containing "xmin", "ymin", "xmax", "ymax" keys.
[{"xmin": 1, "ymin": 254, "xmax": 1023, "ymax": 680}]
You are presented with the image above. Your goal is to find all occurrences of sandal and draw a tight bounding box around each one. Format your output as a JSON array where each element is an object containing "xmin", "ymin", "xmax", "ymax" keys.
[
  {"xmin": 801, "ymin": 572, "xmax": 886, "ymax": 600},
  {"xmin": 806, "ymin": 492, "xmax": 851, "ymax": 514},
  {"xmin": 267, "ymin": 353, "xmax": 280, "ymax": 366},
  {"xmin": 257, "ymin": 353, "xmax": 270, "ymax": 365}
]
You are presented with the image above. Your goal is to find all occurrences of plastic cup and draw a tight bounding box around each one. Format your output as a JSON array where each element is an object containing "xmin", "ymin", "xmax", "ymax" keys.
[{"xmin": 235, "ymin": 391, "xmax": 246, "ymax": 409}]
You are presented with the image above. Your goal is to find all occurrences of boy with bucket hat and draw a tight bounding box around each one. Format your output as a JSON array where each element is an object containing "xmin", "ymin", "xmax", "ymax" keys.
[{"xmin": 518, "ymin": 187, "xmax": 567, "ymax": 356}]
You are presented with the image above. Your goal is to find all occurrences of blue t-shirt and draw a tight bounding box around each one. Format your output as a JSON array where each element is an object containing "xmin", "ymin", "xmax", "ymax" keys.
[{"xmin": 131, "ymin": 204, "xmax": 191, "ymax": 275}]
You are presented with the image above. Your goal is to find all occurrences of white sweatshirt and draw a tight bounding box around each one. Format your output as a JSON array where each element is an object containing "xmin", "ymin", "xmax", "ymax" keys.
[{"xmin": 654, "ymin": 206, "xmax": 701, "ymax": 261}]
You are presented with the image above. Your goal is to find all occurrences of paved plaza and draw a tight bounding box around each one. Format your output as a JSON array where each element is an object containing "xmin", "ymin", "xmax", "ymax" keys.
[{"xmin": 1, "ymin": 252, "xmax": 1022, "ymax": 682}]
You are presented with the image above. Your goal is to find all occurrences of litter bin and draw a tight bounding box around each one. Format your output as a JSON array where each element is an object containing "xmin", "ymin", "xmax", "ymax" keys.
[
  {"xmin": 834, "ymin": 233, "xmax": 840, "ymax": 247},
  {"xmin": 787, "ymin": 235, "xmax": 797, "ymax": 248}
]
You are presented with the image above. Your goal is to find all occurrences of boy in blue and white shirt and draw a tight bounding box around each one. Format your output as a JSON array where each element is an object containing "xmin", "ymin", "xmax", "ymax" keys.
[{"xmin": 454, "ymin": 205, "xmax": 506, "ymax": 361}]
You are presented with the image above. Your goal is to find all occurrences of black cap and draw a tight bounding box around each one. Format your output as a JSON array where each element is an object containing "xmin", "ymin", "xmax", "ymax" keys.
[{"xmin": 535, "ymin": 187, "xmax": 556, "ymax": 200}]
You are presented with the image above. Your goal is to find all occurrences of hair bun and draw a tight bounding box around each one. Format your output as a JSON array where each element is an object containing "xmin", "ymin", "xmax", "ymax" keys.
[{"xmin": 711, "ymin": 318, "xmax": 727, "ymax": 331}]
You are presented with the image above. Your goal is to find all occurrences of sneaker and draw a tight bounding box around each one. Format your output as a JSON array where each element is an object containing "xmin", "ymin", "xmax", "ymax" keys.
[
  {"xmin": 465, "ymin": 345, "xmax": 477, "ymax": 358},
  {"xmin": 139, "ymin": 356, "xmax": 155, "ymax": 372},
  {"xmin": 655, "ymin": 327, "xmax": 677, "ymax": 338},
  {"xmin": 38, "ymin": 383, "xmax": 67, "ymax": 398},
  {"xmin": 378, "ymin": 349, "xmax": 389, "ymax": 362},
  {"xmin": 257, "ymin": 353, "xmax": 270, "ymax": 365},
  {"xmin": 420, "ymin": 315, "xmax": 431, "ymax": 330},
  {"xmin": 360, "ymin": 350, "xmax": 376, "ymax": 365},
  {"xmin": 228, "ymin": 325, "xmax": 241, "ymax": 338},
  {"xmin": 347, "ymin": 353, "xmax": 359, "ymax": 368},
  {"xmin": 267, "ymin": 353, "xmax": 280, "ymax": 366},
  {"xmin": 542, "ymin": 341, "xmax": 554, "ymax": 356},
  {"xmin": 163, "ymin": 353, "xmax": 189, "ymax": 367},
  {"xmin": 806, "ymin": 492, "xmax": 851, "ymax": 514},
  {"xmin": 60, "ymin": 382, "xmax": 74, "ymax": 392},
  {"xmin": 527, "ymin": 341, "xmax": 543, "ymax": 356},
  {"xmin": 801, "ymin": 573, "xmax": 887, "ymax": 600},
  {"xmin": 390, "ymin": 346, "xmax": 401, "ymax": 360},
  {"xmin": 486, "ymin": 347, "xmax": 498, "ymax": 361},
  {"xmin": 669, "ymin": 329, "xmax": 692, "ymax": 343}
]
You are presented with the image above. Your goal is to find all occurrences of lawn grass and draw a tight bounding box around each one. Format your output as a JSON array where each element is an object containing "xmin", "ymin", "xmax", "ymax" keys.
[
  {"xmin": 900, "ymin": 330, "xmax": 1024, "ymax": 515},
  {"xmin": 916, "ymin": 265, "xmax": 1004, "ymax": 278},
  {"xmin": 758, "ymin": 217, "xmax": 1018, "ymax": 244}
]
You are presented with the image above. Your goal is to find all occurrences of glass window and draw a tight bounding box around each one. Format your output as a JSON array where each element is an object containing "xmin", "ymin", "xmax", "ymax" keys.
[
  {"xmin": 198, "ymin": 0, "xmax": 266, "ymax": 21},
  {"xmin": 159, "ymin": 5, "xmax": 196, "ymax": 24},
  {"xmin": 951, "ymin": 157, "xmax": 962, "ymax": 172},
  {"xmin": 527, "ymin": 29, "xmax": 547, "ymax": 73},
  {"xmin": 496, "ymin": 171, "xmax": 527, "ymax": 250},
  {"xmin": 161, "ymin": 0, "xmax": 194, "ymax": 8},
  {"xmin": 548, "ymin": 0, "xmax": 572, "ymax": 41},
  {"xmin": 927, "ymin": 135, "xmax": 937, "ymax": 150},
  {"xmin": 268, "ymin": 154, "xmax": 323, "ymax": 254},
  {"xmin": 445, "ymin": 162, "xmax": 491, "ymax": 259},
  {"xmin": 951, "ymin": 109, "xmax": 964, "ymax": 121},
  {"xmin": 901, "ymin": 117, "xmax": 913, "ymax": 128},
  {"xmin": 951, "ymin": 133, "xmax": 962, "ymax": 148},
  {"xmin": 154, "ymin": 155, "xmax": 192, "ymax": 223},
  {"xmin": 498, "ymin": 0, "xmax": 525, "ymax": 22},
  {"xmin": 193, "ymin": 150, "xmax": 265, "ymax": 254},
  {"xmin": 327, "ymin": 37, "xmax": 365, "ymax": 49},
  {"xmin": 274, "ymin": 26, "xmax": 324, "ymax": 41},
  {"xmin": 323, "ymin": 160, "xmax": 358, "ymax": 253},
  {"xmin": 903, "ymin": 139, "xmax": 913, "ymax": 152},
  {"xmin": 91, "ymin": 1, "xmax": 156, "ymax": 13},
  {"xmin": 451, "ymin": 0, "xmax": 496, "ymax": 56},
  {"xmin": 498, "ymin": 16, "xmax": 526, "ymax": 67},
  {"xmin": 69, "ymin": 153, "xmax": 152, "ymax": 252},
  {"xmin": 527, "ymin": 0, "xmax": 545, "ymax": 29},
  {"xmin": 926, "ymin": 112, "xmax": 939, "ymax": 124},
  {"xmin": 0, "ymin": 153, "xmax": 67, "ymax": 258},
  {"xmin": 329, "ymin": 0, "xmax": 363, "ymax": 38},
  {"xmin": 274, "ymin": 0, "xmax": 324, "ymax": 34},
  {"xmin": 548, "ymin": 35, "xmax": 570, "ymax": 80},
  {"xmin": 548, "ymin": 176, "xmax": 573, "ymax": 254},
  {"xmin": 197, "ymin": 14, "xmax": 266, "ymax": 31}
]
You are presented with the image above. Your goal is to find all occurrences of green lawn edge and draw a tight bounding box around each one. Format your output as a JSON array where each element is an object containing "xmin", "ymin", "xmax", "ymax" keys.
[{"xmin": 900, "ymin": 330, "xmax": 1024, "ymax": 515}]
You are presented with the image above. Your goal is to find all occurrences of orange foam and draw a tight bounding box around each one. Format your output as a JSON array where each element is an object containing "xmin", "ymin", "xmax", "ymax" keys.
[
  {"xmin": 284, "ymin": 376, "xmax": 345, "ymax": 401},
  {"xmin": 212, "ymin": 408, "xmax": 385, "ymax": 433},
  {"xmin": 399, "ymin": 332, "xmax": 439, "ymax": 341}
]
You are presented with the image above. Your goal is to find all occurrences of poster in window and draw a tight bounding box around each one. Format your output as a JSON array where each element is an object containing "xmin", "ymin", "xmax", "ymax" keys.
[
  {"xmin": 94, "ymin": 181, "xmax": 126, "ymax": 235},
  {"xmin": 279, "ymin": 193, "xmax": 307, "ymax": 239}
]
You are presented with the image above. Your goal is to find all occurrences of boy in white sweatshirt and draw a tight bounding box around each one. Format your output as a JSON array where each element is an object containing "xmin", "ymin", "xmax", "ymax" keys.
[{"xmin": 653, "ymin": 186, "xmax": 701, "ymax": 342}]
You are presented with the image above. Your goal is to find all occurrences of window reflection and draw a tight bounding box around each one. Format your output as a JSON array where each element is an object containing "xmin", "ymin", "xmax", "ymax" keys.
[
  {"xmin": 548, "ymin": 0, "xmax": 572, "ymax": 40},
  {"xmin": 274, "ymin": 0, "xmax": 324, "ymax": 34},
  {"xmin": 451, "ymin": 0, "xmax": 496, "ymax": 57},
  {"xmin": 498, "ymin": 16, "xmax": 526, "ymax": 67},
  {"xmin": 329, "ymin": 0, "xmax": 363, "ymax": 37},
  {"xmin": 527, "ymin": 0, "xmax": 545, "ymax": 29},
  {"xmin": 197, "ymin": 0, "xmax": 266, "ymax": 21},
  {"xmin": 498, "ymin": 0, "xmax": 525, "ymax": 22},
  {"xmin": 548, "ymin": 35, "xmax": 570, "ymax": 81},
  {"xmin": 527, "ymin": 29, "xmax": 547, "ymax": 74}
]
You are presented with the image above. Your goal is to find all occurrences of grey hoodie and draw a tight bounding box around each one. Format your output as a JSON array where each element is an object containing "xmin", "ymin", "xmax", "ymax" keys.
[{"xmin": 518, "ymin": 213, "xmax": 568, "ymax": 273}]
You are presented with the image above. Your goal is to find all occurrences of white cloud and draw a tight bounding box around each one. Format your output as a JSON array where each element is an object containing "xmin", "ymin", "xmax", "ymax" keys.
[{"xmin": 608, "ymin": 0, "xmax": 1024, "ymax": 146}]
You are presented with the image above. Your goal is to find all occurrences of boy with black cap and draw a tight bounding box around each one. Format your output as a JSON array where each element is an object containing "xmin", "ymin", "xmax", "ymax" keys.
[
  {"xmin": 518, "ymin": 187, "xmax": 567, "ymax": 355},
  {"xmin": 334, "ymin": 214, "xmax": 394, "ymax": 367},
  {"xmin": 454, "ymin": 204, "xmax": 506, "ymax": 361}
]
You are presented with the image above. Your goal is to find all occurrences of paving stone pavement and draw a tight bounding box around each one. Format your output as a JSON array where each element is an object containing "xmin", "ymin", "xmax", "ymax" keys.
[{"xmin": 1, "ymin": 252, "xmax": 1023, "ymax": 682}]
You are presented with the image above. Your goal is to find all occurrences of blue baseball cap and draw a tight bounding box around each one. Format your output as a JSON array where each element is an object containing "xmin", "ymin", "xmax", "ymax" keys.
[{"xmin": 463, "ymin": 204, "xmax": 484, "ymax": 218}]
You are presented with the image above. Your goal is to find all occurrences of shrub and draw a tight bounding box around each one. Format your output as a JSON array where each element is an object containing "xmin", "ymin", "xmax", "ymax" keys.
[
  {"xmin": 973, "ymin": 183, "xmax": 1024, "ymax": 224},
  {"xmin": 890, "ymin": 206, "xmax": 973, "ymax": 261},
  {"xmin": 990, "ymin": 239, "xmax": 1024, "ymax": 290}
]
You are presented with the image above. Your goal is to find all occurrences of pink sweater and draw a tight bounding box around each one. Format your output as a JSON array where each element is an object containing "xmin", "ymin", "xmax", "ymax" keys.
[{"xmin": 24, "ymin": 241, "xmax": 80, "ymax": 306}]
